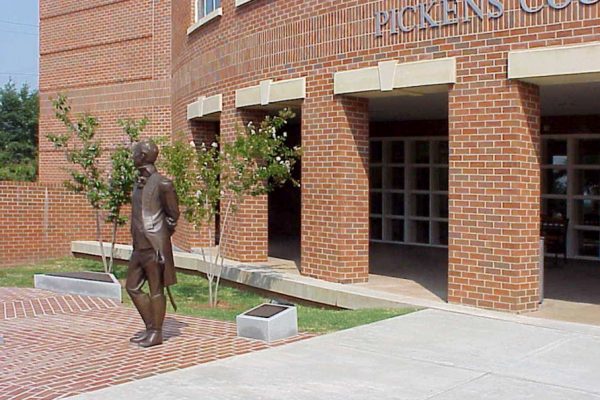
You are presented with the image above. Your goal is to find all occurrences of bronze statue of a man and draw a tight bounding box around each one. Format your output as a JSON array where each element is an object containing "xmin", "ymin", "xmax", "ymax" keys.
[{"xmin": 127, "ymin": 141, "xmax": 179, "ymax": 348}]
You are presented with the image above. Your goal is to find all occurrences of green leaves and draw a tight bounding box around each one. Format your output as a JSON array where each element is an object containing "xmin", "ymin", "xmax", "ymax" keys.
[
  {"xmin": 118, "ymin": 117, "xmax": 148, "ymax": 143},
  {"xmin": 0, "ymin": 81, "xmax": 39, "ymax": 180},
  {"xmin": 161, "ymin": 133, "xmax": 221, "ymax": 229},
  {"xmin": 161, "ymin": 108, "xmax": 301, "ymax": 230},
  {"xmin": 50, "ymin": 94, "xmax": 106, "ymax": 210},
  {"xmin": 49, "ymin": 95, "xmax": 148, "ymax": 273},
  {"xmin": 49, "ymin": 95, "xmax": 146, "ymax": 223},
  {"xmin": 223, "ymin": 108, "xmax": 301, "ymax": 201}
]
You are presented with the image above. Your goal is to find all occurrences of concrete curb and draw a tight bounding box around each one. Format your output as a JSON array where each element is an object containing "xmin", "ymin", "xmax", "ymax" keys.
[
  {"xmin": 34, "ymin": 272, "xmax": 122, "ymax": 302},
  {"xmin": 71, "ymin": 241, "xmax": 600, "ymax": 337}
]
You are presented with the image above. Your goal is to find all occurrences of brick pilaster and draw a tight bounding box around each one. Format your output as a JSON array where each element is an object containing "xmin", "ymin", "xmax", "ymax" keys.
[
  {"xmin": 301, "ymin": 91, "xmax": 370, "ymax": 284},
  {"xmin": 219, "ymin": 102, "xmax": 269, "ymax": 262},
  {"xmin": 173, "ymin": 120, "xmax": 220, "ymax": 251},
  {"xmin": 448, "ymin": 75, "xmax": 541, "ymax": 312}
]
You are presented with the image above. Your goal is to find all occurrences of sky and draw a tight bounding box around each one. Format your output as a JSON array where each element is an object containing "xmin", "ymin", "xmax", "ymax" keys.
[{"xmin": 0, "ymin": 0, "xmax": 39, "ymax": 90}]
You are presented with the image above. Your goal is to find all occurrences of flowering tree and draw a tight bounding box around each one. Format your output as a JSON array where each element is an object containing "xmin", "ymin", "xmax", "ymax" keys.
[
  {"xmin": 48, "ymin": 94, "xmax": 147, "ymax": 273},
  {"xmin": 161, "ymin": 109, "xmax": 300, "ymax": 307},
  {"xmin": 105, "ymin": 117, "xmax": 148, "ymax": 272}
]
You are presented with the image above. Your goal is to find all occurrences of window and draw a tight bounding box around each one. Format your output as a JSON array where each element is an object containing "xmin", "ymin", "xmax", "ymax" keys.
[
  {"xmin": 188, "ymin": 0, "xmax": 222, "ymax": 34},
  {"xmin": 196, "ymin": 0, "xmax": 221, "ymax": 21},
  {"xmin": 542, "ymin": 135, "xmax": 600, "ymax": 260},
  {"xmin": 369, "ymin": 137, "xmax": 449, "ymax": 247}
]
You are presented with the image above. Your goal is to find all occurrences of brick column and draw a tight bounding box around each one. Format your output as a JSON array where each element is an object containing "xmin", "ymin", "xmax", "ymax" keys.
[
  {"xmin": 301, "ymin": 93, "xmax": 370, "ymax": 283},
  {"xmin": 448, "ymin": 74, "xmax": 541, "ymax": 312},
  {"xmin": 172, "ymin": 120, "xmax": 220, "ymax": 251},
  {"xmin": 219, "ymin": 102, "xmax": 269, "ymax": 262}
]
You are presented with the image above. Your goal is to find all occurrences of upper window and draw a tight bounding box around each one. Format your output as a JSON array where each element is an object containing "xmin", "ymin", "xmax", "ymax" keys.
[{"xmin": 197, "ymin": 0, "xmax": 221, "ymax": 21}]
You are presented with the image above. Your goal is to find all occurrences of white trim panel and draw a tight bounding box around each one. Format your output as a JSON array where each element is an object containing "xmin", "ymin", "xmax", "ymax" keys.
[
  {"xmin": 334, "ymin": 58, "xmax": 457, "ymax": 96},
  {"xmin": 236, "ymin": 77, "xmax": 306, "ymax": 109},
  {"xmin": 187, "ymin": 94, "xmax": 223, "ymax": 121},
  {"xmin": 187, "ymin": 7, "xmax": 222, "ymax": 35},
  {"xmin": 509, "ymin": 43, "xmax": 600, "ymax": 85},
  {"xmin": 236, "ymin": 0, "xmax": 255, "ymax": 6}
]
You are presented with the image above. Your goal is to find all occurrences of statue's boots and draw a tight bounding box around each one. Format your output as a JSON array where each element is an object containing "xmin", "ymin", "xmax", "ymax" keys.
[
  {"xmin": 139, "ymin": 294, "xmax": 166, "ymax": 348},
  {"xmin": 128, "ymin": 291, "xmax": 153, "ymax": 344}
]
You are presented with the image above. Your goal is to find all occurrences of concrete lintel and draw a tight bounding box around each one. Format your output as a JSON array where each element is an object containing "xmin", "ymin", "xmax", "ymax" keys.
[
  {"xmin": 509, "ymin": 43, "xmax": 600, "ymax": 85},
  {"xmin": 259, "ymin": 80, "xmax": 272, "ymax": 105},
  {"xmin": 378, "ymin": 60, "xmax": 398, "ymax": 91},
  {"xmin": 236, "ymin": 77, "xmax": 306, "ymax": 109},
  {"xmin": 187, "ymin": 94, "xmax": 222, "ymax": 121},
  {"xmin": 334, "ymin": 57, "xmax": 457, "ymax": 96}
]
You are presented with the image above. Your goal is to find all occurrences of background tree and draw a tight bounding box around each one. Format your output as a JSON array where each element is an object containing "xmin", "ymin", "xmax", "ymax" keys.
[
  {"xmin": 161, "ymin": 109, "xmax": 301, "ymax": 307},
  {"xmin": 0, "ymin": 80, "xmax": 39, "ymax": 181}
]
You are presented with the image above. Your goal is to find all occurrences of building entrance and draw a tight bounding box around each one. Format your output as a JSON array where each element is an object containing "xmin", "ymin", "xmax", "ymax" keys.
[
  {"xmin": 366, "ymin": 92, "xmax": 449, "ymax": 302},
  {"xmin": 268, "ymin": 121, "xmax": 301, "ymax": 266},
  {"xmin": 531, "ymin": 81, "xmax": 600, "ymax": 324}
]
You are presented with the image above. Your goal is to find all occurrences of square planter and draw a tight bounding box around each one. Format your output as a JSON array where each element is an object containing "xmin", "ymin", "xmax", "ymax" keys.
[
  {"xmin": 34, "ymin": 271, "xmax": 122, "ymax": 302},
  {"xmin": 236, "ymin": 303, "xmax": 298, "ymax": 343}
]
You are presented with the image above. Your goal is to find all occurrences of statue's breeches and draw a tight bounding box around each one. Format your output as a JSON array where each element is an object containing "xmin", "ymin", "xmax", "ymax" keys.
[{"xmin": 127, "ymin": 248, "xmax": 164, "ymax": 297}]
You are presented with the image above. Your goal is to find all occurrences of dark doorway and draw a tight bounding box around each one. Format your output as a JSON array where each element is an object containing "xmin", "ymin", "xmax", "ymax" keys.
[{"xmin": 268, "ymin": 121, "xmax": 301, "ymax": 266}]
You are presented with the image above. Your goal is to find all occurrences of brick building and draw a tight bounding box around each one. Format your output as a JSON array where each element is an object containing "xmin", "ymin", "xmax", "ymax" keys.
[{"xmin": 28, "ymin": 0, "xmax": 600, "ymax": 312}]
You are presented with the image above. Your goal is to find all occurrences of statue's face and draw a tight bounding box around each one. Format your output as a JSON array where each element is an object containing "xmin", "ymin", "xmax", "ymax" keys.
[{"xmin": 132, "ymin": 145, "xmax": 146, "ymax": 168}]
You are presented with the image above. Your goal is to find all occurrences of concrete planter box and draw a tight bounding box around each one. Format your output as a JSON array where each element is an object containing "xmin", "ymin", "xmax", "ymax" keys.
[
  {"xmin": 236, "ymin": 303, "xmax": 298, "ymax": 343},
  {"xmin": 34, "ymin": 271, "xmax": 122, "ymax": 302}
]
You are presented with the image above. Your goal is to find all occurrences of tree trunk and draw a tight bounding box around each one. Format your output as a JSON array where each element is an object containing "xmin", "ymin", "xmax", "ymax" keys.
[
  {"xmin": 95, "ymin": 209, "xmax": 108, "ymax": 273},
  {"xmin": 108, "ymin": 219, "xmax": 118, "ymax": 274},
  {"xmin": 211, "ymin": 199, "xmax": 232, "ymax": 308}
]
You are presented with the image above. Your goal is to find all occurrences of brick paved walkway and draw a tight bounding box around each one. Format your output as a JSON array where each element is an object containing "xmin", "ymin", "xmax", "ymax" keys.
[{"xmin": 0, "ymin": 288, "xmax": 314, "ymax": 400}]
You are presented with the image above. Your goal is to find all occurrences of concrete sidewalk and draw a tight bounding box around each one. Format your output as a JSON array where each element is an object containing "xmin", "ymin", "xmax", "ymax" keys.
[{"xmin": 69, "ymin": 309, "xmax": 600, "ymax": 400}]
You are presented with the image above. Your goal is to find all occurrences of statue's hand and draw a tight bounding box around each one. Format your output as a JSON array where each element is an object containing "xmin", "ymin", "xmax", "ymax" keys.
[{"xmin": 166, "ymin": 217, "xmax": 177, "ymax": 232}]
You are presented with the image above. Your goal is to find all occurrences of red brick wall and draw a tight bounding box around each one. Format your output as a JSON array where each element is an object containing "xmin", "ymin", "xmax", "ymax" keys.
[
  {"xmin": 9, "ymin": 0, "xmax": 175, "ymax": 267},
  {"xmin": 37, "ymin": 0, "xmax": 600, "ymax": 309},
  {"xmin": 0, "ymin": 182, "xmax": 130, "ymax": 268},
  {"xmin": 168, "ymin": 0, "xmax": 599, "ymax": 306},
  {"xmin": 219, "ymin": 106, "xmax": 270, "ymax": 262},
  {"xmin": 172, "ymin": 120, "xmax": 220, "ymax": 251},
  {"xmin": 301, "ymin": 93, "xmax": 370, "ymax": 283},
  {"xmin": 449, "ymin": 78, "xmax": 541, "ymax": 312},
  {"xmin": 39, "ymin": 0, "xmax": 173, "ymax": 183}
]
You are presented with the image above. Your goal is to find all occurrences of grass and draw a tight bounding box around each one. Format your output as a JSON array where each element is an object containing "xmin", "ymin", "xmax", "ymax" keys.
[{"xmin": 1, "ymin": 257, "xmax": 417, "ymax": 334}]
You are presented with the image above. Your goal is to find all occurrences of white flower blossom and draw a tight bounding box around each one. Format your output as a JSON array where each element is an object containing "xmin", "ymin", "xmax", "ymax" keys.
[
  {"xmin": 211, "ymin": 142, "xmax": 218, "ymax": 148},
  {"xmin": 189, "ymin": 140, "xmax": 196, "ymax": 147},
  {"xmin": 276, "ymin": 156, "xmax": 281, "ymax": 161},
  {"xmin": 283, "ymin": 131, "xmax": 287, "ymax": 138}
]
